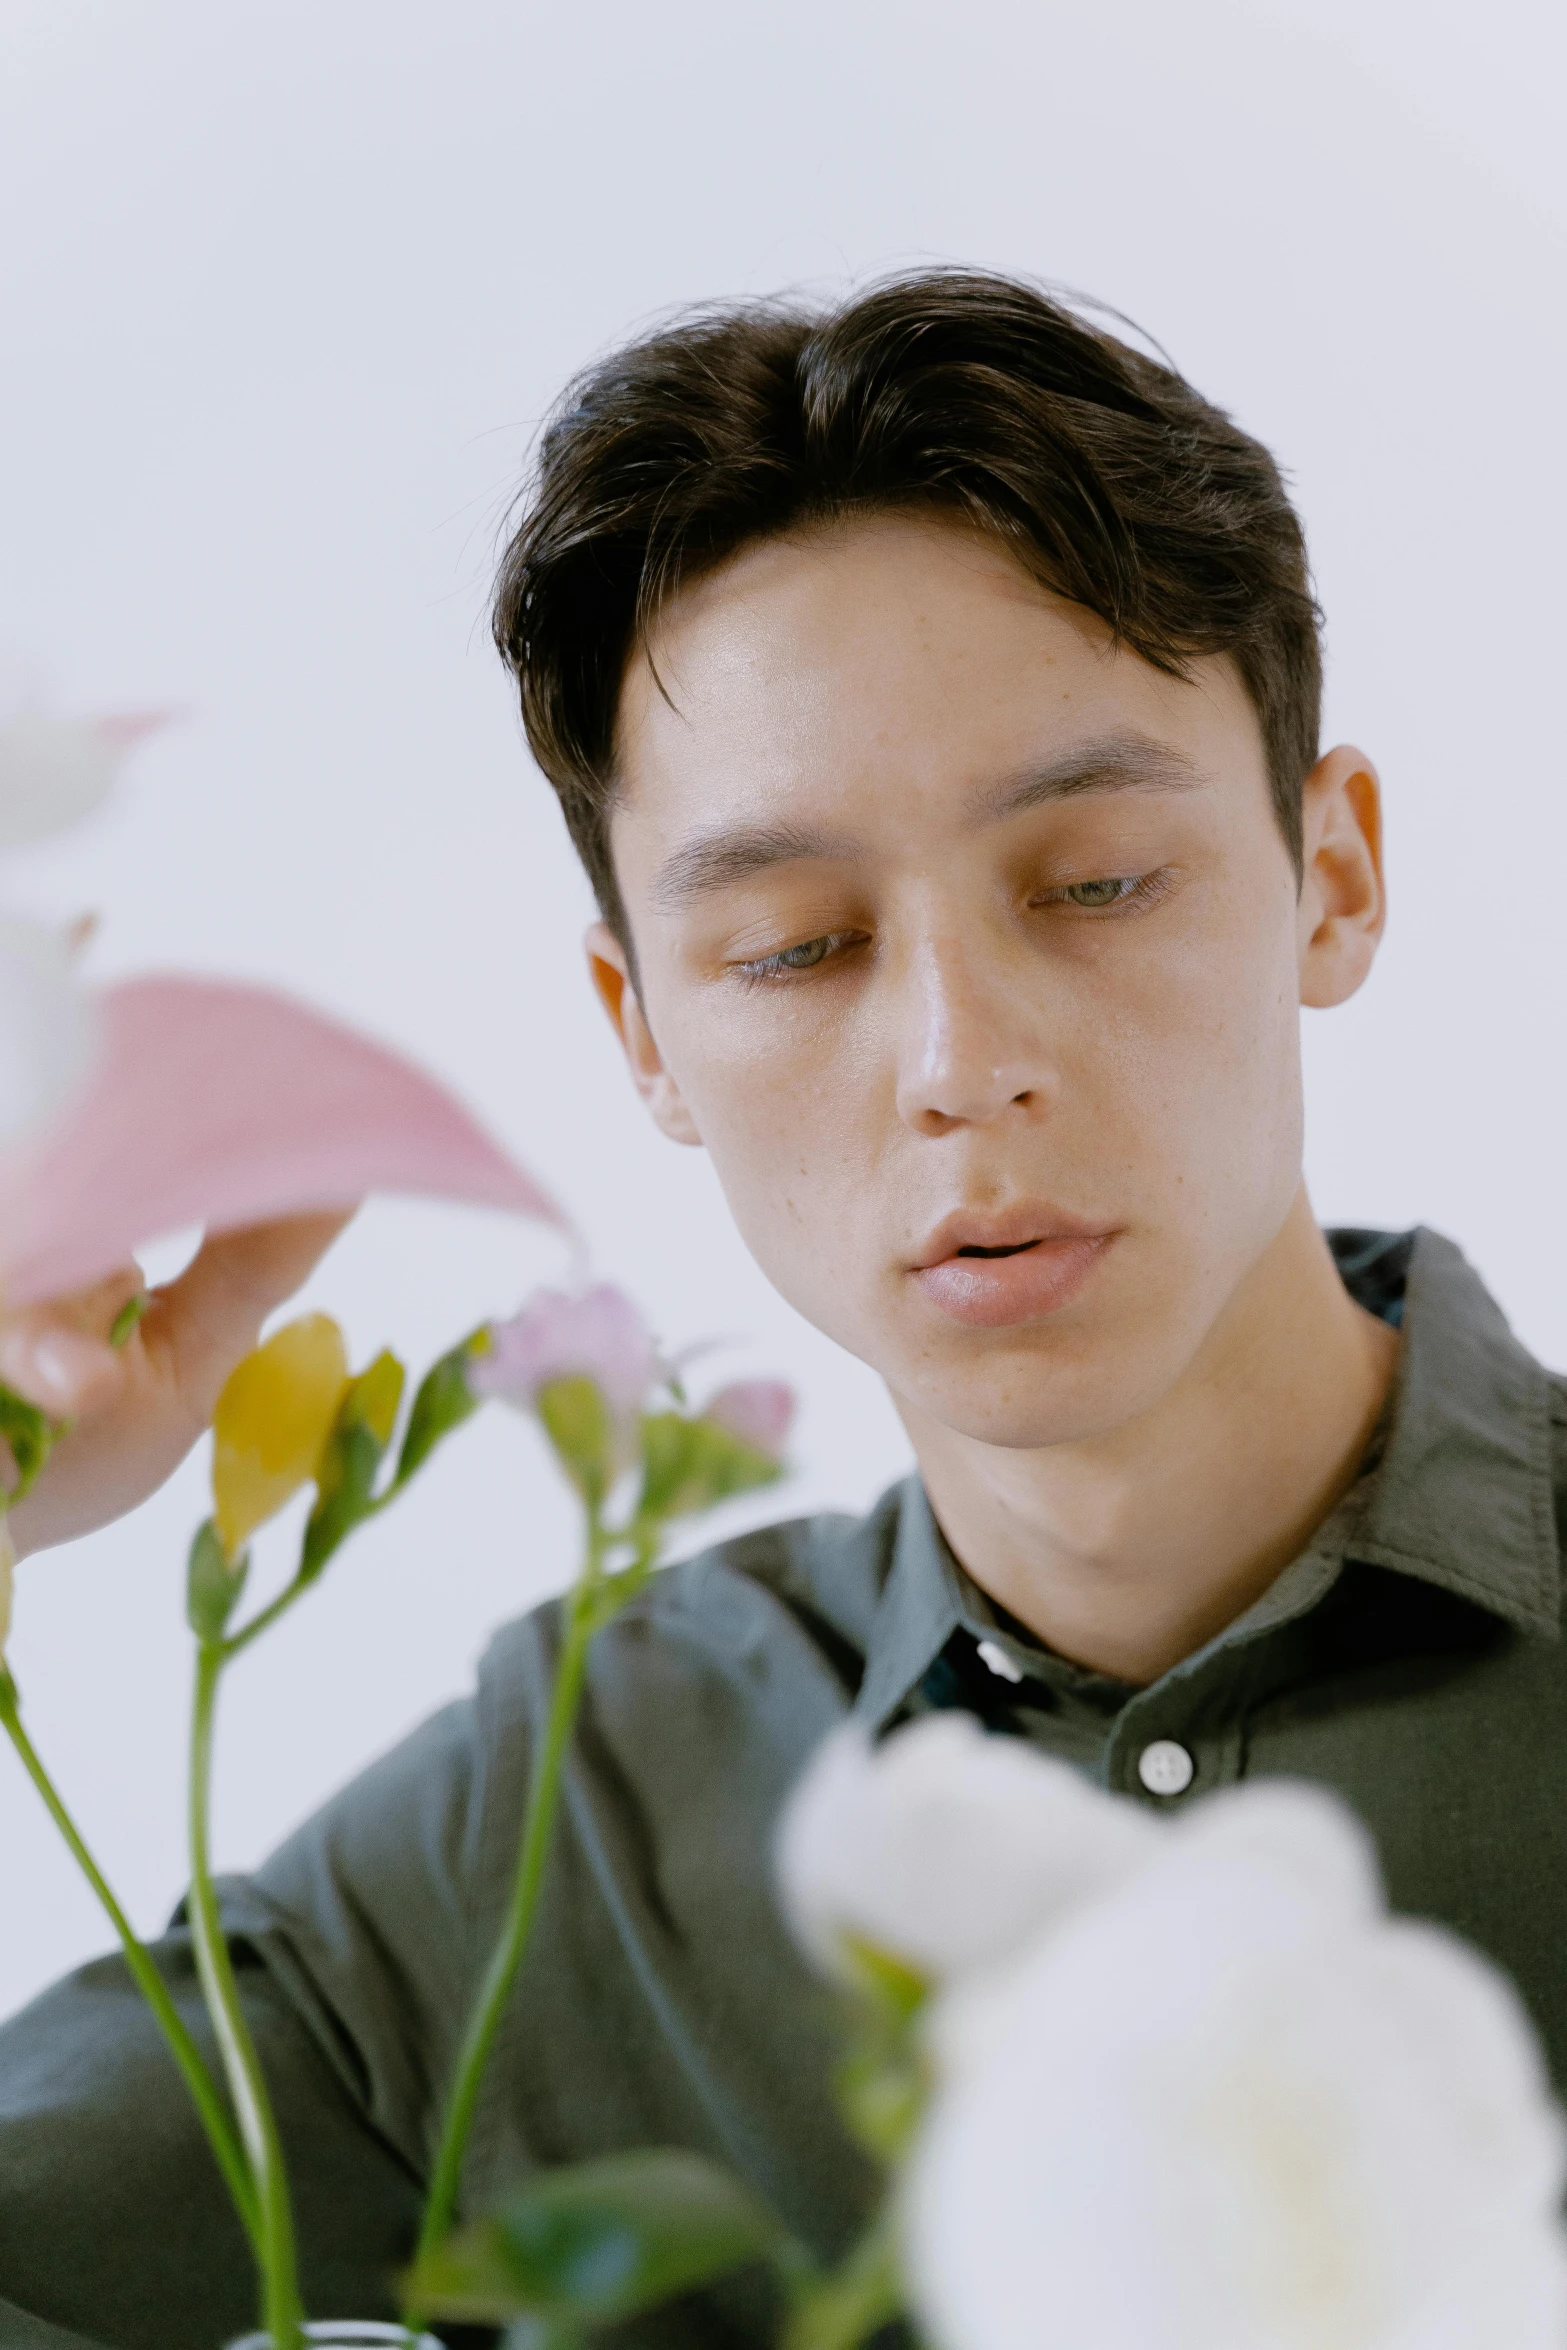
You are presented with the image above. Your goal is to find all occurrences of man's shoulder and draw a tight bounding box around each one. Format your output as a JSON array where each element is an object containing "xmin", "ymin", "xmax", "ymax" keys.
[
  {"xmin": 254, "ymin": 1479, "xmax": 909, "ymax": 1923},
  {"xmin": 478, "ymin": 1479, "xmax": 907, "ymax": 1711},
  {"xmin": 1543, "ymin": 1369, "xmax": 1567, "ymax": 1491}
]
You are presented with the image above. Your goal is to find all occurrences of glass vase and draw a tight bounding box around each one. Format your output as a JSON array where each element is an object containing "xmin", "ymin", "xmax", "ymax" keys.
[{"xmin": 226, "ymin": 2327, "xmax": 442, "ymax": 2349}]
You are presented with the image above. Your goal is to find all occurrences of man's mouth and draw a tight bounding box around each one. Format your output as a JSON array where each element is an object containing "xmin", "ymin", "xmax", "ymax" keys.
[{"xmin": 909, "ymin": 1209, "xmax": 1118, "ymax": 1329}]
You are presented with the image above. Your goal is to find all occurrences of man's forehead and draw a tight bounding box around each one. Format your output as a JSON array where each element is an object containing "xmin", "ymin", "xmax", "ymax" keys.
[
  {"xmin": 612, "ymin": 518, "xmax": 1263, "ymax": 896},
  {"xmin": 617, "ymin": 524, "xmax": 1253, "ymax": 791},
  {"xmin": 624, "ymin": 515, "xmax": 1110, "ymax": 716}
]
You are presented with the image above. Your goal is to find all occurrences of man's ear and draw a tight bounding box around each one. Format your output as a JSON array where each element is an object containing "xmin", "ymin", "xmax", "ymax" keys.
[
  {"xmin": 585, "ymin": 923, "xmax": 704, "ymax": 1146},
  {"xmin": 1297, "ymin": 745, "xmax": 1387, "ymax": 1010}
]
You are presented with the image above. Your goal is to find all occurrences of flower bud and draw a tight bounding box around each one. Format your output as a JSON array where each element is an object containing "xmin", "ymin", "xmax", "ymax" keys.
[
  {"xmin": 535, "ymin": 1373, "xmax": 616, "ymax": 1504},
  {"xmin": 211, "ymin": 1313, "xmax": 350, "ymax": 1559},
  {"xmin": 636, "ymin": 1402, "xmax": 789, "ymax": 1526},
  {"xmin": 340, "ymin": 1348, "xmax": 405, "ymax": 1448},
  {"xmin": 702, "ymin": 1380, "xmax": 795, "ymax": 1461},
  {"xmin": 300, "ymin": 1347, "xmax": 408, "ymax": 1580},
  {"xmin": 472, "ymin": 1284, "xmax": 659, "ymax": 1494},
  {"xmin": 472, "ymin": 1285, "xmax": 658, "ymax": 1425}
]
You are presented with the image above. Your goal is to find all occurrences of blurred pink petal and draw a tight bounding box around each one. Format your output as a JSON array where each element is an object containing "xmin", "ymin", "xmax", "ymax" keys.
[
  {"xmin": 471, "ymin": 1283, "xmax": 658, "ymax": 1426},
  {"xmin": 0, "ymin": 974, "xmax": 566, "ymax": 1306},
  {"xmin": 704, "ymin": 1378, "xmax": 796, "ymax": 1460}
]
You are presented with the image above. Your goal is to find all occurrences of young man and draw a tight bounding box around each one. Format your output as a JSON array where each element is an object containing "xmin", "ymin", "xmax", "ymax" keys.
[{"xmin": 3, "ymin": 271, "xmax": 1563, "ymax": 2348}]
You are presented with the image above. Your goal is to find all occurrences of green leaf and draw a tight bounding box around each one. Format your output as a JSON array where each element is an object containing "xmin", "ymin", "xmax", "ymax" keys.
[
  {"xmin": 0, "ymin": 1384, "xmax": 57, "ymax": 1507},
  {"xmin": 301, "ymin": 1350, "xmax": 407, "ymax": 1580},
  {"xmin": 392, "ymin": 1330, "xmax": 486, "ymax": 1490},
  {"xmin": 636, "ymin": 1412, "xmax": 783, "ymax": 1527},
  {"xmin": 186, "ymin": 1518, "xmax": 248, "ymax": 1641},
  {"xmin": 537, "ymin": 1374, "xmax": 613, "ymax": 1505},
  {"xmin": 408, "ymin": 2148, "xmax": 789, "ymax": 2326},
  {"xmin": 499, "ymin": 2324, "xmax": 582, "ymax": 2350}
]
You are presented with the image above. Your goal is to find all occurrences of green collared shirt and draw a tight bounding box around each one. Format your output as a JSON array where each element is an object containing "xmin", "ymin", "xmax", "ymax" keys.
[{"xmin": 3, "ymin": 1227, "xmax": 1566, "ymax": 2350}]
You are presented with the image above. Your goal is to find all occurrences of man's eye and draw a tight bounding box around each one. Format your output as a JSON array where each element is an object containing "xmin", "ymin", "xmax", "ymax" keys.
[
  {"xmin": 1037, "ymin": 873, "xmax": 1167, "ymax": 913},
  {"xmin": 736, "ymin": 931, "xmax": 853, "ymax": 981}
]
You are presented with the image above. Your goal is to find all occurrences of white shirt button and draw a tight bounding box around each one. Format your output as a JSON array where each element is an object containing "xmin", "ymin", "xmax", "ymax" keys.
[
  {"xmin": 1137, "ymin": 1739, "xmax": 1195, "ymax": 1798},
  {"xmin": 975, "ymin": 1637, "xmax": 1024, "ymax": 1684}
]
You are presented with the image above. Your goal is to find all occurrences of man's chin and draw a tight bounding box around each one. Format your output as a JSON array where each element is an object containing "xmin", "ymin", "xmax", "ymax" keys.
[
  {"xmin": 890, "ymin": 1356, "xmax": 1166, "ymax": 1455},
  {"xmin": 921, "ymin": 1401, "xmax": 1137, "ymax": 1452}
]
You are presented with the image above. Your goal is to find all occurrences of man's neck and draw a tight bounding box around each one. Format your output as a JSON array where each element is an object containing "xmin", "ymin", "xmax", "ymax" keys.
[{"xmin": 900, "ymin": 1191, "xmax": 1400, "ymax": 1685}]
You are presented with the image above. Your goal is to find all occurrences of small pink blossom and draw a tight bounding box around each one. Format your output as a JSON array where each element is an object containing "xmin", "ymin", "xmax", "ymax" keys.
[
  {"xmin": 472, "ymin": 1284, "xmax": 659, "ymax": 1427},
  {"xmin": 704, "ymin": 1378, "xmax": 796, "ymax": 1461}
]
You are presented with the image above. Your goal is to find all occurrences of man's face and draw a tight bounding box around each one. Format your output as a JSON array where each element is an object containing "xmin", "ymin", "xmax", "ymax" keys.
[{"xmin": 601, "ymin": 513, "xmax": 1373, "ymax": 1449}]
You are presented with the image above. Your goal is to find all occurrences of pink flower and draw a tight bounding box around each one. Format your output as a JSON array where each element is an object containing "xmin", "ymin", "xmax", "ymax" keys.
[
  {"xmin": 704, "ymin": 1379, "xmax": 796, "ymax": 1461},
  {"xmin": 0, "ymin": 975, "xmax": 567, "ymax": 1306},
  {"xmin": 471, "ymin": 1284, "xmax": 659, "ymax": 1428}
]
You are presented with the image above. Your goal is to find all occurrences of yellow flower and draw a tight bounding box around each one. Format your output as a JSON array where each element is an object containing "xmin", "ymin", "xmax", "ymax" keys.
[{"xmin": 211, "ymin": 1315, "xmax": 350, "ymax": 1560}]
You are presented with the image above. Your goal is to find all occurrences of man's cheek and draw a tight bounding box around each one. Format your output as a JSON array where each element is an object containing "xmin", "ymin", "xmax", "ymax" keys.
[{"xmin": 700, "ymin": 1090, "xmax": 873, "ymax": 1287}]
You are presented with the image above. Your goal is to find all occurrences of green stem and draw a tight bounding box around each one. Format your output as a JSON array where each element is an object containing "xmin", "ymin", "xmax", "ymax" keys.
[
  {"xmin": 413, "ymin": 1512, "xmax": 607, "ymax": 2273},
  {"xmin": 221, "ymin": 1573, "xmax": 310, "ymax": 1663},
  {"xmin": 0, "ymin": 1662, "xmax": 261, "ymax": 2250},
  {"xmin": 783, "ymin": 2201, "xmax": 904, "ymax": 2350},
  {"xmin": 188, "ymin": 1641, "xmax": 304, "ymax": 2350}
]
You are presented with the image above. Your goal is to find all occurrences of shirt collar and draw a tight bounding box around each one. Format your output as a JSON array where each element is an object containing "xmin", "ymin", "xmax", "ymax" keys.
[
  {"xmin": 852, "ymin": 1479, "xmax": 964, "ymax": 1731},
  {"xmin": 854, "ymin": 1224, "xmax": 1561, "ymax": 1731},
  {"xmin": 1354, "ymin": 1226, "xmax": 1560, "ymax": 1637}
]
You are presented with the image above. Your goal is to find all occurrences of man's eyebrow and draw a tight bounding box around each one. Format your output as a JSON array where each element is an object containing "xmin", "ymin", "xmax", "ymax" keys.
[
  {"xmin": 650, "ymin": 819, "xmax": 858, "ymax": 911},
  {"xmin": 977, "ymin": 732, "xmax": 1203, "ymax": 822},
  {"xmin": 648, "ymin": 735, "xmax": 1202, "ymax": 911}
]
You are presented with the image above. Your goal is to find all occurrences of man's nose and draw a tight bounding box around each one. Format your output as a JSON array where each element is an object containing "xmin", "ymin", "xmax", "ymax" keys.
[{"xmin": 891, "ymin": 933, "xmax": 1061, "ymax": 1136}]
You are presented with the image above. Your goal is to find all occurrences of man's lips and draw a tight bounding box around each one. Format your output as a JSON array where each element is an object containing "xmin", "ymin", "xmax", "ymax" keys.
[{"xmin": 908, "ymin": 1210, "xmax": 1118, "ymax": 1330}]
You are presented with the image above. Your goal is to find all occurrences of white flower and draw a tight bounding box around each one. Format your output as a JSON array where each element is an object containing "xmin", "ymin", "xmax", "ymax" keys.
[
  {"xmin": 905, "ymin": 1781, "xmax": 1567, "ymax": 2350},
  {"xmin": 0, "ymin": 702, "xmax": 160, "ymax": 1153},
  {"xmin": 0, "ymin": 709, "xmax": 160, "ymax": 851},
  {"xmin": 0, "ymin": 914, "xmax": 98, "ymax": 1149},
  {"xmin": 775, "ymin": 1715, "xmax": 1156, "ymax": 1985}
]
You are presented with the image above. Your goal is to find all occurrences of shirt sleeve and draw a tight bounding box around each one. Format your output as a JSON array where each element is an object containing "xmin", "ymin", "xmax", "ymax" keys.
[
  {"xmin": 0, "ymin": 1693, "xmax": 492, "ymax": 2350},
  {"xmin": 0, "ymin": 1929, "xmax": 426, "ymax": 2349}
]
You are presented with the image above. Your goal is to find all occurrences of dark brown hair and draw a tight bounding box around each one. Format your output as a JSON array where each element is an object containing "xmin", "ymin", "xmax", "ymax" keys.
[{"xmin": 493, "ymin": 270, "xmax": 1322, "ymax": 943}]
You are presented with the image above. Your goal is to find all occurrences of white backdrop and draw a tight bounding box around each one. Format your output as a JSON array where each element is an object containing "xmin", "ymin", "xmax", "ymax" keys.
[{"xmin": 1, "ymin": 0, "xmax": 1564, "ymax": 2020}]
